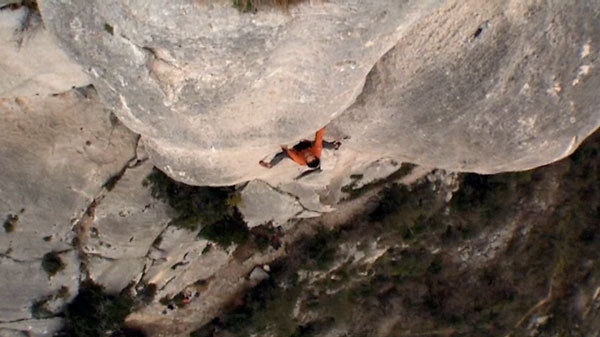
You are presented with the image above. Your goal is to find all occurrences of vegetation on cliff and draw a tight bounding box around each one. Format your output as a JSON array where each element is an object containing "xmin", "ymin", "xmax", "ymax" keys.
[{"xmin": 192, "ymin": 132, "xmax": 600, "ymax": 337}]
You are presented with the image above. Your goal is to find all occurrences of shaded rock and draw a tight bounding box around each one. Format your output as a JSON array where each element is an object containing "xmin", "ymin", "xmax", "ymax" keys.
[
  {"xmin": 142, "ymin": 226, "xmax": 230, "ymax": 300},
  {"xmin": 38, "ymin": 0, "xmax": 445, "ymax": 185},
  {"xmin": 248, "ymin": 266, "xmax": 269, "ymax": 282},
  {"xmin": 0, "ymin": 7, "xmax": 89, "ymax": 98},
  {"xmin": 87, "ymin": 256, "xmax": 148, "ymax": 294}
]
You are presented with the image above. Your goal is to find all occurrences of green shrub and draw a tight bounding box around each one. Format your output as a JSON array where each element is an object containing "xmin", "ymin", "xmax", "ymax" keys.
[
  {"xmin": 142, "ymin": 167, "xmax": 248, "ymax": 248},
  {"xmin": 136, "ymin": 283, "xmax": 157, "ymax": 306},
  {"xmin": 31, "ymin": 297, "xmax": 53, "ymax": 319},
  {"xmin": 57, "ymin": 280, "xmax": 137, "ymax": 337},
  {"xmin": 103, "ymin": 23, "xmax": 114, "ymax": 35},
  {"xmin": 198, "ymin": 209, "xmax": 249, "ymax": 248},
  {"xmin": 297, "ymin": 227, "xmax": 338, "ymax": 270},
  {"xmin": 42, "ymin": 251, "xmax": 65, "ymax": 277},
  {"xmin": 3, "ymin": 214, "xmax": 17, "ymax": 233}
]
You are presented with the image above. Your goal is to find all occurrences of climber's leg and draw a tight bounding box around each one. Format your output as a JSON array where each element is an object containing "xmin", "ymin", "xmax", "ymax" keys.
[{"xmin": 259, "ymin": 150, "xmax": 289, "ymax": 168}]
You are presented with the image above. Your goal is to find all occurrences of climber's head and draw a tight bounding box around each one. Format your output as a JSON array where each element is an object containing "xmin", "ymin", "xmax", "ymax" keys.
[{"xmin": 306, "ymin": 152, "xmax": 320, "ymax": 168}]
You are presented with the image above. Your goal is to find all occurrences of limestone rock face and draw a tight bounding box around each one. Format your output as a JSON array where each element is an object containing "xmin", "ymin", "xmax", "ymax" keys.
[
  {"xmin": 3, "ymin": 1, "xmax": 600, "ymax": 334},
  {"xmin": 335, "ymin": 1, "xmax": 600, "ymax": 174},
  {"xmin": 37, "ymin": 0, "xmax": 445, "ymax": 185},
  {"xmin": 0, "ymin": 89, "xmax": 138, "ymax": 261},
  {"xmin": 84, "ymin": 161, "xmax": 172, "ymax": 293},
  {"xmin": 37, "ymin": 0, "xmax": 600, "ymax": 185},
  {"xmin": 0, "ymin": 88, "xmax": 138, "ymax": 334},
  {"xmin": 0, "ymin": 7, "xmax": 89, "ymax": 98}
]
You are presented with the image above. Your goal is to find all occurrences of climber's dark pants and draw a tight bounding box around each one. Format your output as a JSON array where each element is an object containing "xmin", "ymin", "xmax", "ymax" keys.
[{"xmin": 267, "ymin": 140, "xmax": 339, "ymax": 167}]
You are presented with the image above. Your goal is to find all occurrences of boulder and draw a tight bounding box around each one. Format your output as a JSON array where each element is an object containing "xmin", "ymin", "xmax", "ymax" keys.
[
  {"xmin": 37, "ymin": 0, "xmax": 445, "ymax": 185},
  {"xmin": 37, "ymin": 0, "xmax": 600, "ymax": 185},
  {"xmin": 334, "ymin": 0, "xmax": 600, "ymax": 173}
]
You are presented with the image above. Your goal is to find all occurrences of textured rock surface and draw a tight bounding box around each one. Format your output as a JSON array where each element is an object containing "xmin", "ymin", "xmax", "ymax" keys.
[
  {"xmin": 2, "ymin": 1, "xmax": 600, "ymax": 336},
  {"xmin": 37, "ymin": 0, "xmax": 444, "ymax": 185},
  {"xmin": 38, "ymin": 0, "xmax": 600, "ymax": 186},
  {"xmin": 83, "ymin": 161, "xmax": 171, "ymax": 292},
  {"xmin": 140, "ymin": 226, "xmax": 230, "ymax": 301},
  {"xmin": 0, "ymin": 251, "xmax": 78, "ymax": 322},
  {"xmin": 0, "ymin": 88, "xmax": 138, "ymax": 261},
  {"xmin": 0, "ymin": 89, "xmax": 138, "ymax": 332},
  {"xmin": 0, "ymin": 7, "xmax": 89, "ymax": 98},
  {"xmin": 238, "ymin": 180, "xmax": 304, "ymax": 228},
  {"xmin": 335, "ymin": 0, "xmax": 600, "ymax": 173}
]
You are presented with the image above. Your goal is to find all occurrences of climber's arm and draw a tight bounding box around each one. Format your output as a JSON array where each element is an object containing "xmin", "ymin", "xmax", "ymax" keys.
[{"xmin": 312, "ymin": 127, "xmax": 325, "ymax": 157}]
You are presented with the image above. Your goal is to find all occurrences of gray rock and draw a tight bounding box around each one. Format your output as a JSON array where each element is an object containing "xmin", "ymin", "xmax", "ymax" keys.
[
  {"xmin": 0, "ymin": 250, "xmax": 78, "ymax": 322},
  {"xmin": 0, "ymin": 88, "xmax": 138, "ymax": 321},
  {"xmin": 142, "ymin": 226, "xmax": 230, "ymax": 300},
  {"xmin": 0, "ymin": 0, "xmax": 21, "ymax": 8},
  {"xmin": 238, "ymin": 180, "xmax": 304, "ymax": 228},
  {"xmin": 334, "ymin": 0, "xmax": 600, "ymax": 173},
  {"xmin": 0, "ymin": 7, "xmax": 89, "ymax": 98},
  {"xmin": 342, "ymin": 158, "xmax": 402, "ymax": 191},
  {"xmin": 87, "ymin": 256, "xmax": 148, "ymax": 294},
  {"xmin": 83, "ymin": 161, "xmax": 172, "ymax": 292},
  {"xmin": 0, "ymin": 329, "xmax": 28, "ymax": 337},
  {"xmin": 38, "ymin": 0, "xmax": 444, "ymax": 185},
  {"xmin": 84, "ymin": 162, "xmax": 170, "ymax": 260}
]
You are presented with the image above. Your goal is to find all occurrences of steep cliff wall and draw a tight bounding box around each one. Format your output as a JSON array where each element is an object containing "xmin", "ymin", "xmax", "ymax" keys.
[
  {"xmin": 36, "ymin": 0, "xmax": 600, "ymax": 186},
  {"xmin": 1, "ymin": 1, "xmax": 600, "ymax": 336}
]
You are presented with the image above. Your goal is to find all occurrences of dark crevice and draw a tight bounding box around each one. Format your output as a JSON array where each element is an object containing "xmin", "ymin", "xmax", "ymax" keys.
[
  {"xmin": 103, "ymin": 135, "xmax": 146, "ymax": 192},
  {"xmin": 470, "ymin": 20, "xmax": 490, "ymax": 41},
  {"xmin": 159, "ymin": 276, "xmax": 176, "ymax": 291}
]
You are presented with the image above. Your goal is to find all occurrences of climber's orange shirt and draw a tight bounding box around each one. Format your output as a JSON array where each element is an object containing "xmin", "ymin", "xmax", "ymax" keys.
[{"xmin": 283, "ymin": 127, "xmax": 325, "ymax": 166}]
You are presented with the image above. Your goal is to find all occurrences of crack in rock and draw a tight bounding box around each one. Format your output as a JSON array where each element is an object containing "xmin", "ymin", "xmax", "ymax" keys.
[
  {"xmin": 102, "ymin": 135, "xmax": 146, "ymax": 191},
  {"xmin": 72, "ymin": 135, "xmax": 146, "ymax": 280},
  {"xmin": 259, "ymin": 180, "xmax": 325, "ymax": 214}
]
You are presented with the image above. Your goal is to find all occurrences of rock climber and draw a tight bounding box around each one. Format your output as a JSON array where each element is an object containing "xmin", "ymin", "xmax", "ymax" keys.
[{"xmin": 259, "ymin": 127, "xmax": 341, "ymax": 169}]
